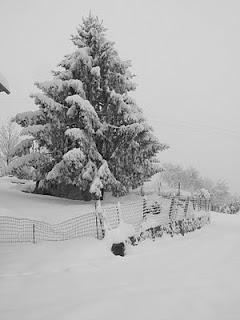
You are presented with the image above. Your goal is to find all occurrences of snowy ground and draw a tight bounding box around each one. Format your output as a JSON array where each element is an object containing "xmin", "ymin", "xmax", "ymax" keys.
[
  {"xmin": 0, "ymin": 176, "xmax": 177, "ymax": 223},
  {"xmin": 1, "ymin": 177, "xmax": 240, "ymax": 319},
  {"xmin": 0, "ymin": 177, "xmax": 142, "ymax": 223},
  {"xmin": 0, "ymin": 213, "xmax": 240, "ymax": 320}
]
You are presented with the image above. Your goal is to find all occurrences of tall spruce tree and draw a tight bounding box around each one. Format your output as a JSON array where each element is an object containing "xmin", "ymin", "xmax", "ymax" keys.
[{"xmin": 13, "ymin": 15, "xmax": 168, "ymax": 199}]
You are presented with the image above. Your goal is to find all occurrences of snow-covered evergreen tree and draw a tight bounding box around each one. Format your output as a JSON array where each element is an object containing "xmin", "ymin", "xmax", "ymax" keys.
[{"xmin": 13, "ymin": 14, "xmax": 167, "ymax": 199}]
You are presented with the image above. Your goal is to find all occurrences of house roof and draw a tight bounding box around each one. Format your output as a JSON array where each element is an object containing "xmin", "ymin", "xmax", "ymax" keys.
[{"xmin": 0, "ymin": 72, "xmax": 10, "ymax": 94}]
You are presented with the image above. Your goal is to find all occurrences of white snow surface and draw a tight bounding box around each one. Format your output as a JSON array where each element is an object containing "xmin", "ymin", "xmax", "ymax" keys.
[
  {"xmin": 90, "ymin": 175, "xmax": 103, "ymax": 197},
  {"xmin": 21, "ymin": 124, "xmax": 46, "ymax": 136},
  {"xmin": 38, "ymin": 79, "xmax": 84, "ymax": 96},
  {"xmin": 0, "ymin": 177, "xmax": 94, "ymax": 223},
  {"xmin": 105, "ymin": 220, "xmax": 135, "ymax": 243},
  {"xmin": 91, "ymin": 66, "xmax": 101, "ymax": 77},
  {"xmin": 77, "ymin": 47, "xmax": 92, "ymax": 67},
  {"xmin": 1, "ymin": 212, "xmax": 240, "ymax": 320},
  {"xmin": 65, "ymin": 128, "xmax": 85, "ymax": 141},
  {"xmin": 0, "ymin": 177, "xmax": 240, "ymax": 319},
  {"xmin": 0, "ymin": 177, "xmax": 143, "ymax": 222},
  {"xmin": 62, "ymin": 147, "xmax": 85, "ymax": 162}
]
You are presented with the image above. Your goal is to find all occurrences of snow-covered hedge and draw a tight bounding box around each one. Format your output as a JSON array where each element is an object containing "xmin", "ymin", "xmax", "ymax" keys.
[
  {"xmin": 214, "ymin": 202, "xmax": 240, "ymax": 214},
  {"xmin": 136, "ymin": 214, "xmax": 210, "ymax": 243}
]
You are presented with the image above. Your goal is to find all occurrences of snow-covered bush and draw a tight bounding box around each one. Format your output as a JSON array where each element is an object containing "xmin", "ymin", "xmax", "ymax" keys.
[
  {"xmin": 106, "ymin": 221, "xmax": 135, "ymax": 244},
  {"xmin": 200, "ymin": 188, "xmax": 211, "ymax": 199},
  {"xmin": 103, "ymin": 210, "xmax": 136, "ymax": 256},
  {"xmin": 217, "ymin": 201, "xmax": 240, "ymax": 214},
  {"xmin": 138, "ymin": 214, "xmax": 210, "ymax": 242}
]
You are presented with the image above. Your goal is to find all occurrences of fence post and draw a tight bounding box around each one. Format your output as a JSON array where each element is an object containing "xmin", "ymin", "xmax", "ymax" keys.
[
  {"xmin": 169, "ymin": 197, "xmax": 175, "ymax": 221},
  {"xmin": 157, "ymin": 181, "xmax": 162, "ymax": 196},
  {"xmin": 184, "ymin": 197, "xmax": 189, "ymax": 218},
  {"xmin": 208, "ymin": 199, "xmax": 211, "ymax": 212},
  {"xmin": 192, "ymin": 198, "xmax": 196, "ymax": 210},
  {"xmin": 116, "ymin": 201, "xmax": 121, "ymax": 225},
  {"xmin": 33, "ymin": 223, "xmax": 36, "ymax": 244},
  {"xmin": 158, "ymin": 195, "xmax": 162, "ymax": 215},
  {"xmin": 177, "ymin": 182, "xmax": 181, "ymax": 196},
  {"xmin": 143, "ymin": 197, "xmax": 147, "ymax": 219},
  {"xmin": 95, "ymin": 215, "xmax": 99, "ymax": 239},
  {"xmin": 95, "ymin": 200, "xmax": 105, "ymax": 239}
]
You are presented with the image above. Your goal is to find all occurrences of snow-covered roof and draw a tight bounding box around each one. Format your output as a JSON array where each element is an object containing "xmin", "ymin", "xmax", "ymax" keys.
[{"xmin": 0, "ymin": 72, "xmax": 10, "ymax": 94}]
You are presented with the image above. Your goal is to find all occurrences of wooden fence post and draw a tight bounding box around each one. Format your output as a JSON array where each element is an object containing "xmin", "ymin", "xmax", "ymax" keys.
[
  {"xmin": 157, "ymin": 181, "xmax": 162, "ymax": 196},
  {"xmin": 158, "ymin": 195, "xmax": 162, "ymax": 215},
  {"xmin": 177, "ymin": 182, "xmax": 181, "ymax": 196},
  {"xmin": 192, "ymin": 198, "xmax": 196, "ymax": 210},
  {"xmin": 169, "ymin": 197, "xmax": 175, "ymax": 221},
  {"xmin": 184, "ymin": 197, "xmax": 190, "ymax": 218},
  {"xmin": 95, "ymin": 200, "xmax": 105, "ymax": 239},
  {"xmin": 143, "ymin": 197, "xmax": 147, "ymax": 219}
]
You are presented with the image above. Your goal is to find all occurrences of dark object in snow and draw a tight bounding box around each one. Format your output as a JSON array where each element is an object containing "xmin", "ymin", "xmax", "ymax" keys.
[
  {"xmin": 111, "ymin": 242, "xmax": 125, "ymax": 256},
  {"xmin": 129, "ymin": 236, "xmax": 138, "ymax": 246}
]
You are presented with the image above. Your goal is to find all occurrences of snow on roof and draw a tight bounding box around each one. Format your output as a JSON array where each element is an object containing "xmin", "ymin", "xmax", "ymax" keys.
[{"xmin": 0, "ymin": 72, "xmax": 10, "ymax": 94}]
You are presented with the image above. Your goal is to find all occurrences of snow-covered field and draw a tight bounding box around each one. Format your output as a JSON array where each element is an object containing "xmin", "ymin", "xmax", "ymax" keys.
[
  {"xmin": 0, "ymin": 177, "xmax": 142, "ymax": 223},
  {"xmin": 1, "ymin": 177, "xmax": 240, "ymax": 320}
]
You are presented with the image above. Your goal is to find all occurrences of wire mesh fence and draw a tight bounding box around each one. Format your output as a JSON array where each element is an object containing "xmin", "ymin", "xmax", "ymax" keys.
[
  {"xmin": 0, "ymin": 195, "xmax": 211, "ymax": 243},
  {"xmin": 0, "ymin": 212, "xmax": 99, "ymax": 243}
]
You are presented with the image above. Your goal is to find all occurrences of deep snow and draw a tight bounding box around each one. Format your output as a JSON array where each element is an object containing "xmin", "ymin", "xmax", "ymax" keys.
[
  {"xmin": 0, "ymin": 177, "xmax": 143, "ymax": 223},
  {"xmin": 0, "ymin": 177, "xmax": 240, "ymax": 320},
  {"xmin": 1, "ymin": 214, "xmax": 240, "ymax": 319}
]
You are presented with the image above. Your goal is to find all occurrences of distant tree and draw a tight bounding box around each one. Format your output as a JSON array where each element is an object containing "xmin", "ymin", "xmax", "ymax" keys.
[
  {"xmin": 211, "ymin": 180, "xmax": 229, "ymax": 207},
  {"xmin": 13, "ymin": 15, "xmax": 168, "ymax": 199},
  {"xmin": 160, "ymin": 163, "xmax": 203, "ymax": 192},
  {"xmin": 201, "ymin": 177, "xmax": 215, "ymax": 193},
  {"xmin": 0, "ymin": 121, "xmax": 19, "ymax": 173},
  {"xmin": 159, "ymin": 162, "xmax": 231, "ymax": 207}
]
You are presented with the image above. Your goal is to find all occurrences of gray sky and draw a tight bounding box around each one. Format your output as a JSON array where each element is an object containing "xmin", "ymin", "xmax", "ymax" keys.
[{"xmin": 0, "ymin": 0, "xmax": 239, "ymax": 194}]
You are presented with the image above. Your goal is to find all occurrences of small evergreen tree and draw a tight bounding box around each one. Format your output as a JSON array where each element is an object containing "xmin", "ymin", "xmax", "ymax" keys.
[{"xmin": 13, "ymin": 15, "xmax": 168, "ymax": 199}]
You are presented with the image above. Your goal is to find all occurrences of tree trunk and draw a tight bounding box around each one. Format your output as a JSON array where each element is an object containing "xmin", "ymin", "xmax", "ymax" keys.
[
  {"xmin": 35, "ymin": 180, "xmax": 40, "ymax": 192},
  {"xmin": 100, "ymin": 188, "xmax": 104, "ymax": 200}
]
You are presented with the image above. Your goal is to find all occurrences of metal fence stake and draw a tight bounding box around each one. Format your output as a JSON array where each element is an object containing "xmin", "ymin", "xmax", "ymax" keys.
[{"xmin": 33, "ymin": 223, "xmax": 36, "ymax": 244}]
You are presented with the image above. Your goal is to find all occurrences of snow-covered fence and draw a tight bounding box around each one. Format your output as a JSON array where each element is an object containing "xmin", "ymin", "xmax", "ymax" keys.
[
  {"xmin": 0, "ymin": 211, "xmax": 100, "ymax": 243},
  {"xmin": 0, "ymin": 195, "xmax": 211, "ymax": 243}
]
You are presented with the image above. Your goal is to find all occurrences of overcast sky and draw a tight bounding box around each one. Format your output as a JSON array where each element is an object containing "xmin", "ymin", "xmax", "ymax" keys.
[{"xmin": 0, "ymin": 0, "xmax": 239, "ymax": 194}]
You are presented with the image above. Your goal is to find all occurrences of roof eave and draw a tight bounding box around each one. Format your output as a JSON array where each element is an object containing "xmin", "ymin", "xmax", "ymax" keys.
[{"xmin": 0, "ymin": 82, "xmax": 10, "ymax": 94}]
